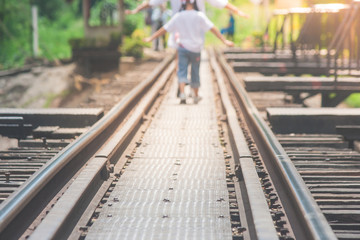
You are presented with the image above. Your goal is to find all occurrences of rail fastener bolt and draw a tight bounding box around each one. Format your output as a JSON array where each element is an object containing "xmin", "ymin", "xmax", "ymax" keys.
[{"xmin": 5, "ymin": 171, "xmax": 11, "ymax": 183}]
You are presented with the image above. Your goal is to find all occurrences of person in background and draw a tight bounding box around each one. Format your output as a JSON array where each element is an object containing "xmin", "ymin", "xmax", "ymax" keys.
[
  {"xmin": 151, "ymin": 3, "xmax": 172, "ymax": 51},
  {"xmin": 128, "ymin": 0, "xmax": 248, "ymax": 98},
  {"xmin": 151, "ymin": 5, "xmax": 163, "ymax": 51},
  {"xmin": 144, "ymin": 0, "xmax": 234, "ymax": 104},
  {"xmin": 126, "ymin": 0, "xmax": 249, "ymax": 50},
  {"xmin": 126, "ymin": 0, "xmax": 249, "ymax": 19},
  {"xmin": 145, "ymin": 7, "xmax": 153, "ymax": 26},
  {"xmin": 221, "ymin": 12, "xmax": 235, "ymax": 40},
  {"xmin": 160, "ymin": 4, "xmax": 172, "ymax": 49}
]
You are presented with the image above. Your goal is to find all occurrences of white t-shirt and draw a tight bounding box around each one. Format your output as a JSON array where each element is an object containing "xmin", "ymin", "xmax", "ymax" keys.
[
  {"xmin": 164, "ymin": 10, "xmax": 214, "ymax": 53},
  {"xmin": 149, "ymin": 0, "xmax": 228, "ymax": 14}
]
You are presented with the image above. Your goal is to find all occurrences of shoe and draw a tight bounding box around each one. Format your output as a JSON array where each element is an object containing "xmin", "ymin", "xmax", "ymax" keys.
[
  {"xmin": 193, "ymin": 96, "xmax": 202, "ymax": 104},
  {"xmin": 179, "ymin": 93, "xmax": 186, "ymax": 104}
]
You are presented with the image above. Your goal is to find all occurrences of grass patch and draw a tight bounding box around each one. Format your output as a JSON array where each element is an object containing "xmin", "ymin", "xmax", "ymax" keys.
[
  {"xmin": 345, "ymin": 93, "xmax": 360, "ymax": 108},
  {"xmin": 21, "ymin": 95, "xmax": 42, "ymax": 108},
  {"xmin": 43, "ymin": 89, "xmax": 71, "ymax": 108},
  {"xmin": 205, "ymin": 1, "xmax": 267, "ymax": 48}
]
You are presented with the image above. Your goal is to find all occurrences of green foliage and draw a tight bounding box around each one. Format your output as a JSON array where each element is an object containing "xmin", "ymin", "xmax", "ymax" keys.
[
  {"xmin": 345, "ymin": 94, "xmax": 360, "ymax": 108},
  {"xmin": 0, "ymin": 1, "xmax": 32, "ymax": 69},
  {"xmin": 123, "ymin": 0, "xmax": 145, "ymax": 37},
  {"xmin": 0, "ymin": 0, "xmax": 84, "ymax": 69},
  {"xmin": 124, "ymin": 0, "xmax": 143, "ymax": 9},
  {"xmin": 123, "ymin": 16, "xmax": 138, "ymax": 36},
  {"xmin": 69, "ymin": 38, "xmax": 96, "ymax": 49},
  {"xmin": 30, "ymin": 0, "xmax": 66, "ymax": 20},
  {"xmin": 39, "ymin": 10, "xmax": 83, "ymax": 60},
  {"xmin": 109, "ymin": 31, "xmax": 122, "ymax": 48},
  {"xmin": 252, "ymin": 31, "xmax": 264, "ymax": 47},
  {"xmin": 88, "ymin": 0, "xmax": 119, "ymax": 26},
  {"xmin": 205, "ymin": 1, "xmax": 254, "ymax": 47},
  {"xmin": 121, "ymin": 29, "xmax": 149, "ymax": 59}
]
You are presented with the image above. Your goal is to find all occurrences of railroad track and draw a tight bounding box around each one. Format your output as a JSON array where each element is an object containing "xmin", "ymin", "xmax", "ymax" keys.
[
  {"xmin": 0, "ymin": 55, "xmax": 174, "ymax": 239},
  {"xmin": 220, "ymin": 48, "xmax": 360, "ymax": 239},
  {"xmin": 0, "ymin": 48, "xmax": 358, "ymax": 240}
]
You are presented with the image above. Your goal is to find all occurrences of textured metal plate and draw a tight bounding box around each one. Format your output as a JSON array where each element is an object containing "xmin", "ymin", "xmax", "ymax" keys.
[
  {"xmin": 86, "ymin": 217, "xmax": 231, "ymax": 240},
  {"xmin": 86, "ymin": 55, "xmax": 232, "ymax": 239}
]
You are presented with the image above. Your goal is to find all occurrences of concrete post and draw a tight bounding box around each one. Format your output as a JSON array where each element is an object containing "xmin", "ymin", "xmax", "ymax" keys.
[{"xmin": 32, "ymin": 5, "xmax": 38, "ymax": 57}]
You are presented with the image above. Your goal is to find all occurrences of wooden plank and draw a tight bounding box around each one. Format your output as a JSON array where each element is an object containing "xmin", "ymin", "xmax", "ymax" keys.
[
  {"xmin": 51, "ymin": 127, "xmax": 88, "ymax": 138},
  {"xmin": 313, "ymin": 193, "xmax": 360, "ymax": 199},
  {"xmin": 0, "ymin": 187, "xmax": 16, "ymax": 193},
  {"xmin": 306, "ymin": 183, "xmax": 360, "ymax": 188},
  {"xmin": 280, "ymin": 141, "xmax": 347, "ymax": 148},
  {"xmin": 267, "ymin": 108, "xmax": 360, "ymax": 134},
  {"xmin": 244, "ymin": 76, "xmax": 360, "ymax": 91},
  {"xmin": 303, "ymin": 176, "xmax": 360, "ymax": 181},
  {"xmin": 0, "ymin": 182, "xmax": 21, "ymax": 187},
  {"xmin": 333, "ymin": 232, "xmax": 360, "ymax": 240},
  {"xmin": 0, "ymin": 159, "xmax": 47, "ymax": 164},
  {"xmin": 18, "ymin": 139, "xmax": 70, "ymax": 148},
  {"xmin": 232, "ymin": 61, "xmax": 329, "ymax": 75},
  {"xmin": 32, "ymin": 126, "xmax": 60, "ymax": 138},
  {"xmin": 310, "ymin": 188, "xmax": 360, "ymax": 194},
  {"xmin": 0, "ymin": 163, "xmax": 44, "ymax": 167},
  {"xmin": 325, "ymin": 210, "xmax": 360, "ymax": 222},
  {"xmin": 225, "ymin": 53, "xmax": 293, "ymax": 62},
  {"xmin": 336, "ymin": 125, "xmax": 360, "ymax": 141},
  {"xmin": 331, "ymin": 223, "xmax": 360, "ymax": 230},
  {"xmin": 223, "ymin": 47, "xmax": 276, "ymax": 54},
  {"xmin": 298, "ymin": 170, "xmax": 360, "ymax": 176},
  {"xmin": 295, "ymin": 164, "xmax": 360, "ymax": 168},
  {"xmin": 0, "ymin": 108, "xmax": 104, "ymax": 128},
  {"xmin": 0, "ymin": 166, "xmax": 43, "ymax": 170},
  {"xmin": 321, "ymin": 205, "xmax": 360, "ymax": 210}
]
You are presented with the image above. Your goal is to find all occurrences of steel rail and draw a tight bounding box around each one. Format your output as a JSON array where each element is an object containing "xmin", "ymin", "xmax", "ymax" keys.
[
  {"xmin": 209, "ymin": 49, "xmax": 279, "ymax": 240},
  {"xmin": 28, "ymin": 62, "xmax": 176, "ymax": 240},
  {"xmin": 215, "ymin": 49, "xmax": 337, "ymax": 240},
  {"xmin": 0, "ymin": 55, "xmax": 174, "ymax": 239}
]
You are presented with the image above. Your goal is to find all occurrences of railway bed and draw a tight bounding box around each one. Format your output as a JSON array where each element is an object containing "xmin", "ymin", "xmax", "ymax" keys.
[
  {"xmin": 0, "ymin": 49, "xmax": 359, "ymax": 239},
  {"xmin": 230, "ymin": 53, "xmax": 360, "ymax": 239},
  {"xmin": 0, "ymin": 108, "xmax": 103, "ymax": 204}
]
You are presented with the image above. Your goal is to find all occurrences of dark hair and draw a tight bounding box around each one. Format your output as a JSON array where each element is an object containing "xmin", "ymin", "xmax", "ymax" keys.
[{"xmin": 180, "ymin": 0, "xmax": 199, "ymax": 11}]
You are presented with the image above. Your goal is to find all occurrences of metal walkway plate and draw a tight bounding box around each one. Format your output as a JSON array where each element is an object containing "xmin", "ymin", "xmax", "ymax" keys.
[{"xmin": 86, "ymin": 53, "xmax": 232, "ymax": 240}]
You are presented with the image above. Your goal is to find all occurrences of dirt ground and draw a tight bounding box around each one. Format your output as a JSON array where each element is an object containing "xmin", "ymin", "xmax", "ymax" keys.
[
  {"xmin": 0, "ymin": 49, "xmax": 169, "ymax": 109},
  {"xmin": 0, "ymin": 64, "xmax": 75, "ymax": 108},
  {"xmin": 0, "ymin": 62, "xmax": 77, "ymax": 150},
  {"xmin": 0, "ymin": 48, "xmax": 170, "ymax": 150}
]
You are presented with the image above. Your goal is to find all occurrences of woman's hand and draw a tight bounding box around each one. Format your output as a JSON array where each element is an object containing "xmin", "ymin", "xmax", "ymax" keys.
[
  {"xmin": 143, "ymin": 37, "xmax": 152, "ymax": 43},
  {"xmin": 125, "ymin": 9, "xmax": 137, "ymax": 15},
  {"xmin": 237, "ymin": 10, "xmax": 250, "ymax": 19},
  {"xmin": 224, "ymin": 39, "xmax": 234, "ymax": 47}
]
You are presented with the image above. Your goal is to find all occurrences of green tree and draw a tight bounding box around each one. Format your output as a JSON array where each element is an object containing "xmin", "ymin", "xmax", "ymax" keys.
[
  {"xmin": 0, "ymin": 0, "xmax": 32, "ymax": 68},
  {"xmin": 30, "ymin": 0, "xmax": 66, "ymax": 20},
  {"xmin": 0, "ymin": 0, "xmax": 83, "ymax": 69}
]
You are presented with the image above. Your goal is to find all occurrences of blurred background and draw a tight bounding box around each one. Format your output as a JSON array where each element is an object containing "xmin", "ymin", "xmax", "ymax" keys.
[{"xmin": 0, "ymin": 0, "xmax": 351, "ymax": 70}]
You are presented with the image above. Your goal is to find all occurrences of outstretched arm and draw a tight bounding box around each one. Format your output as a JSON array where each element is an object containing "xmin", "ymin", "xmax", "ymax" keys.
[
  {"xmin": 225, "ymin": 3, "xmax": 250, "ymax": 18},
  {"xmin": 143, "ymin": 27, "xmax": 167, "ymax": 43},
  {"xmin": 210, "ymin": 27, "xmax": 234, "ymax": 47},
  {"xmin": 125, "ymin": 1, "xmax": 150, "ymax": 15}
]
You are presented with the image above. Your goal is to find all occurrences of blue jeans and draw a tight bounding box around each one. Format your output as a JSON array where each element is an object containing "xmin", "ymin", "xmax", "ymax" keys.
[{"xmin": 177, "ymin": 47, "xmax": 201, "ymax": 89}]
